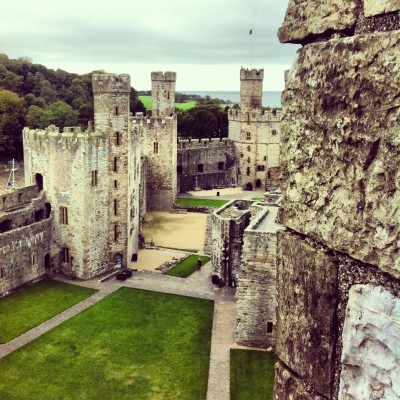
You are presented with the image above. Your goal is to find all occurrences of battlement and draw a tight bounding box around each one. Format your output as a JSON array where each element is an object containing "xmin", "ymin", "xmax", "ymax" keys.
[
  {"xmin": 23, "ymin": 126, "xmax": 104, "ymax": 149},
  {"xmin": 177, "ymin": 137, "xmax": 232, "ymax": 150},
  {"xmin": 228, "ymin": 107, "xmax": 282, "ymax": 122},
  {"xmin": 132, "ymin": 113, "xmax": 176, "ymax": 128},
  {"xmin": 240, "ymin": 68, "xmax": 264, "ymax": 81},
  {"xmin": 151, "ymin": 71, "xmax": 177, "ymax": 82},
  {"xmin": 92, "ymin": 73, "xmax": 130, "ymax": 94}
]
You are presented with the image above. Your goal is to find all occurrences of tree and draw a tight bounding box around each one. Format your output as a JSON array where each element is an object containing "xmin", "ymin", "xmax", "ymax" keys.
[
  {"xmin": 0, "ymin": 89, "xmax": 26, "ymax": 157},
  {"xmin": 25, "ymin": 105, "xmax": 44, "ymax": 128},
  {"xmin": 177, "ymin": 103, "xmax": 228, "ymax": 138},
  {"xmin": 40, "ymin": 101, "xmax": 78, "ymax": 130}
]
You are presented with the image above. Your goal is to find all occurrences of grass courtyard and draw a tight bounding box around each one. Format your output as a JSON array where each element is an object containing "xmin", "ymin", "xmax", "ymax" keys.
[
  {"xmin": 0, "ymin": 287, "xmax": 214, "ymax": 400},
  {"xmin": 164, "ymin": 255, "xmax": 211, "ymax": 278},
  {"xmin": 0, "ymin": 279, "xmax": 97, "ymax": 343},
  {"xmin": 175, "ymin": 197, "xmax": 229, "ymax": 208},
  {"xmin": 230, "ymin": 349, "xmax": 278, "ymax": 400}
]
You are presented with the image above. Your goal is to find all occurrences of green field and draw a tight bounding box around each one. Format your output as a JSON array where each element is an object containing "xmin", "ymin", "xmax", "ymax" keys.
[
  {"xmin": 175, "ymin": 197, "xmax": 229, "ymax": 208},
  {"xmin": 230, "ymin": 349, "xmax": 278, "ymax": 400},
  {"xmin": 139, "ymin": 96, "xmax": 197, "ymax": 111},
  {"xmin": 164, "ymin": 255, "xmax": 211, "ymax": 278},
  {"xmin": 0, "ymin": 280, "xmax": 97, "ymax": 343},
  {"xmin": 0, "ymin": 287, "xmax": 214, "ymax": 400}
]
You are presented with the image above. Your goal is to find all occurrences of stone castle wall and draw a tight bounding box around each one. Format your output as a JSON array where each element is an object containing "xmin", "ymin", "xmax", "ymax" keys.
[
  {"xmin": 236, "ymin": 205, "xmax": 280, "ymax": 348},
  {"xmin": 0, "ymin": 186, "xmax": 53, "ymax": 297},
  {"xmin": 177, "ymin": 138, "xmax": 236, "ymax": 192},
  {"xmin": 23, "ymin": 126, "xmax": 112, "ymax": 279},
  {"xmin": 274, "ymin": 1, "xmax": 400, "ymax": 398}
]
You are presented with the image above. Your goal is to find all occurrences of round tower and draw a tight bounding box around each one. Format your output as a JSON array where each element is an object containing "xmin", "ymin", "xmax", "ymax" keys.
[
  {"xmin": 151, "ymin": 71, "xmax": 176, "ymax": 117},
  {"xmin": 240, "ymin": 68, "xmax": 264, "ymax": 111}
]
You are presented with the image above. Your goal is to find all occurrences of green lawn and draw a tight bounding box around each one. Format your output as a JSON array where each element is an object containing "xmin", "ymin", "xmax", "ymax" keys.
[
  {"xmin": 0, "ymin": 279, "xmax": 97, "ymax": 343},
  {"xmin": 230, "ymin": 349, "xmax": 278, "ymax": 400},
  {"xmin": 0, "ymin": 287, "xmax": 214, "ymax": 400},
  {"xmin": 175, "ymin": 197, "xmax": 229, "ymax": 208},
  {"xmin": 138, "ymin": 96, "xmax": 197, "ymax": 111},
  {"xmin": 164, "ymin": 255, "xmax": 210, "ymax": 278}
]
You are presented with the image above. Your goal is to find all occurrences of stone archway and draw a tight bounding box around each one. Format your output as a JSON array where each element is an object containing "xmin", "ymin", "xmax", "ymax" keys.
[
  {"xmin": 114, "ymin": 253, "xmax": 123, "ymax": 268},
  {"xmin": 256, "ymin": 179, "xmax": 262, "ymax": 188},
  {"xmin": 35, "ymin": 173, "xmax": 43, "ymax": 191},
  {"xmin": 245, "ymin": 182, "xmax": 253, "ymax": 191}
]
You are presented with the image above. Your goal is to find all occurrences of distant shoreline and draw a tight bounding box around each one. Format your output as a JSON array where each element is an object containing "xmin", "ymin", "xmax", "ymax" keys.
[{"xmin": 180, "ymin": 91, "xmax": 282, "ymax": 108}]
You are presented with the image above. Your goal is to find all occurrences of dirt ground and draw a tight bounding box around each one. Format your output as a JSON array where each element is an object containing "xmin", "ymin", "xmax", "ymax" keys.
[
  {"xmin": 141, "ymin": 211, "xmax": 208, "ymax": 251},
  {"xmin": 131, "ymin": 248, "xmax": 186, "ymax": 272}
]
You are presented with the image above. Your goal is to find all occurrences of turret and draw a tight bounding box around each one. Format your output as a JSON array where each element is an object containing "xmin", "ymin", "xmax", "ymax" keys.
[
  {"xmin": 240, "ymin": 68, "xmax": 264, "ymax": 111},
  {"xmin": 151, "ymin": 71, "xmax": 176, "ymax": 117}
]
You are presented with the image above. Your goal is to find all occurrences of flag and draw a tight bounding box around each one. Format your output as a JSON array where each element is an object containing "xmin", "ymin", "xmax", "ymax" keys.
[{"xmin": 249, "ymin": 29, "xmax": 253, "ymax": 35}]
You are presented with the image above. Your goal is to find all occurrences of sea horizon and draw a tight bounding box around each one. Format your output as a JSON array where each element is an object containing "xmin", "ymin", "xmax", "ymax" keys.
[{"xmin": 180, "ymin": 90, "xmax": 282, "ymax": 108}]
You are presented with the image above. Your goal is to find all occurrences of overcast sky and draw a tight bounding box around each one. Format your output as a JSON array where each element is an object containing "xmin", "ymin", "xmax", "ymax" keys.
[{"xmin": 1, "ymin": 0, "xmax": 298, "ymax": 91}]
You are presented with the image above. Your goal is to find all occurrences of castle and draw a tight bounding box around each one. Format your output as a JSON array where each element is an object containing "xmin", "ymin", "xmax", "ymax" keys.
[{"xmin": 0, "ymin": 67, "xmax": 282, "ymax": 296}]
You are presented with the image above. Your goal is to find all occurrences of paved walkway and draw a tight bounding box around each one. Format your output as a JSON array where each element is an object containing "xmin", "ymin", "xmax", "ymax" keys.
[{"xmin": 0, "ymin": 262, "xmax": 237, "ymax": 400}]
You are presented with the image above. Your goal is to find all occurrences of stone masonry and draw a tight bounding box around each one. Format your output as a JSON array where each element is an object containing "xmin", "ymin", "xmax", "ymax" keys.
[
  {"xmin": 274, "ymin": 1, "xmax": 400, "ymax": 398},
  {"xmin": 228, "ymin": 68, "xmax": 281, "ymax": 191},
  {"xmin": 0, "ymin": 186, "xmax": 52, "ymax": 297}
]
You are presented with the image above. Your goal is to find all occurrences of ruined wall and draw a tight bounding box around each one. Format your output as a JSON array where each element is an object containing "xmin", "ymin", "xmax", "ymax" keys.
[
  {"xmin": 0, "ymin": 187, "xmax": 52, "ymax": 297},
  {"xmin": 177, "ymin": 138, "xmax": 236, "ymax": 192},
  {"xmin": 236, "ymin": 205, "xmax": 281, "ymax": 348},
  {"xmin": 274, "ymin": 1, "xmax": 400, "ymax": 398},
  {"xmin": 210, "ymin": 200, "xmax": 251, "ymax": 286}
]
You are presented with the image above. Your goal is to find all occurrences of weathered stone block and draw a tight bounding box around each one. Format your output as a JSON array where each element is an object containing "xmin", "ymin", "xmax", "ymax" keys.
[
  {"xmin": 279, "ymin": 30, "xmax": 400, "ymax": 278},
  {"xmin": 276, "ymin": 230, "xmax": 338, "ymax": 398},
  {"xmin": 273, "ymin": 361, "xmax": 326, "ymax": 400},
  {"xmin": 364, "ymin": 0, "xmax": 400, "ymax": 17},
  {"xmin": 338, "ymin": 284, "xmax": 400, "ymax": 399},
  {"xmin": 278, "ymin": 0, "xmax": 360, "ymax": 44}
]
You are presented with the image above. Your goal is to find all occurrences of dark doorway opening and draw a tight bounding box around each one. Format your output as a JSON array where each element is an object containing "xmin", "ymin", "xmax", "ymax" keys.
[
  {"xmin": 45, "ymin": 253, "xmax": 51, "ymax": 270},
  {"xmin": 245, "ymin": 182, "xmax": 253, "ymax": 191},
  {"xmin": 114, "ymin": 253, "xmax": 122, "ymax": 268},
  {"xmin": 35, "ymin": 173, "xmax": 43, "ymax": 192},
  {"xmin": 256, "ymin": 179, "xmax": 262, "ymax": 188}
]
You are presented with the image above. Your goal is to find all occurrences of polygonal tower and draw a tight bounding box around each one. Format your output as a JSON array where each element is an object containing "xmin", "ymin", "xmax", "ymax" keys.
[
  {"xmin": 92, "ymin": 73, "xmax": 131, "ymax": 269},
  {"xmin": 143, "ymin": 71, "xmax": 177, "ymax": 210},
  {"xmin": 151, "ymin": 71, "xmax": 176, "ymax": 117},
  {"xmin": 240, "ymin": 68, "xmax": 264, "ymax": 112}
]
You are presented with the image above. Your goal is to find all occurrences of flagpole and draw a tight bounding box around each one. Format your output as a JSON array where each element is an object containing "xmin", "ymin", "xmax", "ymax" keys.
[{"xmin": 249, "ymin": 27, "xmax": 253, "ymax": 69}]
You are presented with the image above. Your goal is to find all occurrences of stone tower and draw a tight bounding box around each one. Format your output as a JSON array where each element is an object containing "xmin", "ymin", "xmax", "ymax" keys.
[
  {"xmin": 228, "ymin": 68, "xmax": 281, "ymax": 191},
  {"xmin": 151, "ymin": 71, "xmax": 176, "ymax": 117},
  {"xmin": 240, "ymin": 68, "xmax": 264, "ymax": 112},
  {"xmin": 143, "ymin": 71, "xmax": 177, "ymax": 210},
  {"xmin": 92, "ymin": 73, "xmax": 131, "ymax": 269}
]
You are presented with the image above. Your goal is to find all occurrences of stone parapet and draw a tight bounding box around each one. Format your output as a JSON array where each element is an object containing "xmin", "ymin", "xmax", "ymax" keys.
[{"xmin": 279, "ymin": 30, "xmax": 400, "ymax": 279}]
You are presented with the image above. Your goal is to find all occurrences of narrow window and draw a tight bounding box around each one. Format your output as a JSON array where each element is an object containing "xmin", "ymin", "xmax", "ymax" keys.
[
  {"xmin": 61, "ymin": 247, "xmax": 70, "ymax": 263},
  {"xmin": 2, "ymin": 197, "xmax": 5, "ymax": 206},
  {"xmin": 18, "ymin": 193, "xmax": 23, "ymax": 202},
  {"xmin": 240, "ymin": 153, "xmax": 243, "ymax": 158},
  {"xmin": 0, "ymin": 268, "xmax": 3, "ymax": 278},
  {"xmin": 59, "ymin": 207, "xmax": 68, "ymax": 225},
  {"xmin": 113, "ymin": 157, "xmax": 118, "ymax": 172},
  {"xmin": 247, "ymin": 146, "xmax": 251, "ymax": 152},
  {"xmin": 153, "ymin": 141, "xmax": 159, "ymax": 154},
  {"xmin": 114, "ymin": 225, "xmax": 118, "ymax": 241},
  {"xmin": 114, "ymin": 180, "xmax": 118, "ymax": 189},
  {"xmin": 114, "ymin": 132, "xmax": 120, "ymax": 146},
  {"xmin": 272, "ymin": 129, "xmax": 277, "ymax": 136},
  {"xmin": 246, "ymin": 132, "xmax": 251, "ymax": 140},
  {"xmin": 246, "ymin": 167, "xmax": 250, "ymax": 176},
  {"xmin": 91, "ymin": 170, "xmax": 98, "ymax": 187},
  {"xmin": 198, "ymin": 164, "xmax": 203, "ymax": 173},
  {"xmin": 238, "ymin": 169, "xmax": 241, "ymax": 175},
  {"xmin": 31, "ymin": 254, "xmax": 37, "ymax": 266},
  {"xmin": 267, "ymin": 322, "xmax": 273, "ymax": 334},
  {"xmin": 114, "ymin": 199, "xmax": 118, "ymax": 216},
  {"xmin": 247, "ymin": 157, "xmax": 250, "ymax": 164},
  {"xmin": 115, "ymin": 106, "xmax": 119, "ymax": 116},
  {"xmin": 218, "ymin": 162, "xmax": 224, "ymax": 171},
  {"xmin": 264, "ymin": 156, "xmax": 267, "ymax": 161}
]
